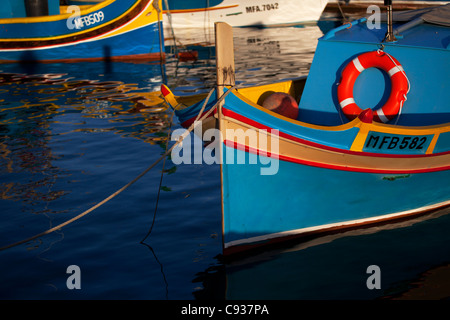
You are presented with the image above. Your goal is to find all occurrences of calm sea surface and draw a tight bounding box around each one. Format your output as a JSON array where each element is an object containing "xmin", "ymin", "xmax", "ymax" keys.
[{"xmin": 1, "ymin": 20, "xmax": 450, "ymax": 300}]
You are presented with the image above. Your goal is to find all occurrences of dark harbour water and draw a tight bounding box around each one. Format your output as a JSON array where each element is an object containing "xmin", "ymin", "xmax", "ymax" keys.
[{"xmin": 1, "ymin": 20, "xmax": 450, "ymax": 302}]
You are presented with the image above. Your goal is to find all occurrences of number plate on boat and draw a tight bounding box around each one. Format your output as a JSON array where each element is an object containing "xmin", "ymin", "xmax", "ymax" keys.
[{"xmin": 363, "ymin": 132, "xmax": 432, "ymax": 154}]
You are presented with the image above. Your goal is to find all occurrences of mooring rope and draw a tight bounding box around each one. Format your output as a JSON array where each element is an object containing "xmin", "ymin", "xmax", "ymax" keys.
[
  {"xmin": 140, "ymin": 86, "xmax": 216, "ymax": 243},
  {"xmin": 336, "ymin": 0, "xmax": 349, "ymax": 23},
  {"xmin": 383, "ymin": 50, "xmax": 411, "ymax": 125},
  {"xmin": 0, "ymin": 86, "xmax": 236, "ymax": 252},
  {"xmin": 140, "ymin": 109, "xmax": 175, "ymax": 243}
]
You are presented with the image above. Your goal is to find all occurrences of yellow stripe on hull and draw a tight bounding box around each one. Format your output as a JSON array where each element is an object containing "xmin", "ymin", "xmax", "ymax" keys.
[
  {"xmin": 95, "ymin": 0, "xmax": 161, "ymax": 40},
  {"xmin": 0, "ymin": 0, "xmax": 114, "ymax": 24}
]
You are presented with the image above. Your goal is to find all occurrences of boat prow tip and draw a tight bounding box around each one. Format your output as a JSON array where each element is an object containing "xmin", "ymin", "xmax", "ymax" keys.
[
  {"xmin": 160, "ymin": 84, "xmax": 171, "ymax": 97},
  {"xmin": 160, "ymin": 84, "xmax": 179, "ymax": 109}
]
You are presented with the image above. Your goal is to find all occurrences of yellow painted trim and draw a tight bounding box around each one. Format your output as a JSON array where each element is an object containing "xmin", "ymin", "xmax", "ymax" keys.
[
  {"xmin": 233, "ymin": 84, "xmax": 364, "ymax": 132},
  {"xmin": 348, "ymin": 123, "xmax": 449, "ymax": 153},
  {"xmin": 94, "ymin": 1, "xmax": 161, "ymax": 39},
  {"xmin": 164, "ymin": 79, "xmax": 450, "ymax": 156},
  {"xmin": 223, "ymin": 116, "xmax": 450, "ymax": 172},
  {"xmin": 350, "ymin": 123, "xmax": 371, "ymax": 152},
  {"xmin": 168, "ymin": 93, "xmax": 207, "ymax": 109},
  {"xmin": 368, "ymin": 121, "xmax": 450, "ymax": 136},
  {"xmin": 232, "ymin": 84, "xmax": 450, "ymax": 136},
  {"xmin": 161, "ymin": 85, "xmax": 180, "ymax": 108},
  {"xmin": 349, "ymin": 123, "xmax": 447, "ymax": 153},
  {"xmin": 426, "ymin": 133, "xmax": 440, "ymax": 154},
  {"xmin": 0, "ymin": 0, "xmax": 114, "ymax": 24}
]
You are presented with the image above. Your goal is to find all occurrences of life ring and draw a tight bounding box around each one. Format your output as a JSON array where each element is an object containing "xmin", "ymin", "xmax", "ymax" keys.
[{"xmin": 337, "ymin": 50, "xmax": 409, "ymax": 123}]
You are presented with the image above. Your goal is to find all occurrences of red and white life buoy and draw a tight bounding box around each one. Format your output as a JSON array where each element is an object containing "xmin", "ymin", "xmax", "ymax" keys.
[{"xmin": 337, "ymin": 50, "xmax": 409, "ymax": 123}]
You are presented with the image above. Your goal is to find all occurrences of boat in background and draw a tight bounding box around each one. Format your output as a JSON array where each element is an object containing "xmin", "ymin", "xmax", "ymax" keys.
[
  {"xmin": 325, "ymin": 0, "xmax": 450, "ymax": 15},
  {"xmin": 162, "ymin": 0, "xmax": 329, "ymax": 31},
  {"xmin": 162, "ymin": 0, "xmax": 329, "ymax": 59},
  {"xmin": 0, "ymin": 0, "xmax": 165, "ymax": 63},
  {"xmin": 162, "ymin": 3, "xmax": 450, "ymax": 257}
]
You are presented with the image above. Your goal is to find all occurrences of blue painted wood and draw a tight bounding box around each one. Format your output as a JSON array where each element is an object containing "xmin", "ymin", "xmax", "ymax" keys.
[
  {"xmin": 299, "ymin": 19, "xmax": 450, "ymax": 126},
  {"xmin": 0, "ymin": 0, "xmax": 137, "ymax": 39},
  {"xmin": 0, "ymin": 0, "xmax": 163, "ymax": 62},
  {"xmin": 222, "ymin": 145, "xmax": 450, "ymax": 246},
  {"xmin": 167, "ymin": 5, "xmax": 450, "ymax": 255}
]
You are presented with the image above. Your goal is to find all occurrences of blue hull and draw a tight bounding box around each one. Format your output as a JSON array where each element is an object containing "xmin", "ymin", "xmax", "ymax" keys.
[
  {"xmin": 0, "ymin": 0, "xmax": 164, "ymax": 62},
  {"xmin": 0, "ymin": 21, "xmax": 163, "ymax": 62},
  {"xmin": 218, "ymin": 6, "xmax": 450, "ymax": 255},
  {"xmin": 222, "ymin": 145, "xmax": 450, "ymax": 251},
  {"xmin": 161, "ymin": 6, "xmax": 450, "ymax": 257}
]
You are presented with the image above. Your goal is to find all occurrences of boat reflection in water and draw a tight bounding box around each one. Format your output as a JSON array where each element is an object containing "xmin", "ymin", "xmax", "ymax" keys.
[
  {"xmin": 0, "ymin": 61, "xmax": 170, "ymax": 252},
  {"xmin": 194, "ymin": 206, "xmax": 450, "ymax": 300}
]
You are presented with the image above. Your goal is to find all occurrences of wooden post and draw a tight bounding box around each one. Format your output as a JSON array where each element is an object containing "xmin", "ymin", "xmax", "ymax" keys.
[
  {"xmin": 214, "ymin": 22, "xmax": 235, "ymax": 254},
  {"xmin": 214, "ymin": 22, "xmax": 235, "ymax": 112}
]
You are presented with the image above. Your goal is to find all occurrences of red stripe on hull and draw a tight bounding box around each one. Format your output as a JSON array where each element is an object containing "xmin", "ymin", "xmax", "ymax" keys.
[
  {"xmin": 0, "ymin": 52, "xmax": 165, "ymax": 64},
  {"xmin": 224, "ymin": 140, "xmax": 450, "ymax": 174},
  {"xmin": 222, "ymin": 107, "xmax": 450, "ymax": 158}
]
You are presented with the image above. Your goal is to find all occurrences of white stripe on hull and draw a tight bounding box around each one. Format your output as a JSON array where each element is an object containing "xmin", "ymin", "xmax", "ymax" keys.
[{"xmin": 224, "ymin": 198, "xmax": 450, "ymax": 249}]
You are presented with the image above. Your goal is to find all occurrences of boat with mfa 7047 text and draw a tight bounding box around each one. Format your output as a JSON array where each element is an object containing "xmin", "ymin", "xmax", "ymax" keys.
[
  {"xmin": 162, "ymin": 0, "xmax": 329, "ymax": 30},
  {"xmin": 162, "ymin": 2, "xmax": 450, "ymax": 257},
  {"xmin": 0, "ymin": 0, "xmax": 165, "ymax": 63}
]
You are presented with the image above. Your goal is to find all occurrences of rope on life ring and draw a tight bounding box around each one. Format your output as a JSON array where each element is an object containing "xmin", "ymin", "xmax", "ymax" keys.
[{"xmin": 337, "ymin": 50, "xmax": 410, "ymax": 123}]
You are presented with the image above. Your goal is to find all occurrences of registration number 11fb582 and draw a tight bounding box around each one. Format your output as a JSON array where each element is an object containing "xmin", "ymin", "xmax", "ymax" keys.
[{"xmin": 363, "ymin": 132, "xmax": 432, "ymax": 154}]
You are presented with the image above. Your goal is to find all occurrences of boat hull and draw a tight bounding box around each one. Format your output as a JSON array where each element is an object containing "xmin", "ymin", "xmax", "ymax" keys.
[
  {"xmin": 163, "ymin": 0, "xmax": 329, "ymax": 29},
  {"xmin": 0, "ymin": 0, "xmax": 164, "ymax": 63},
  {"xmin": 162, "ymin": 10, "xmax": 450, "ymax": 257},
  {"xmin": 218, "ymin": 86, "xmax": 450, "ymax": 256},
  {"xmin": 163, "ymin": 76, "xmax": 450, "ymax": 257},
  {"xmin": 222, "ymin": 142, "xmax": 450, "ymax": 255}
]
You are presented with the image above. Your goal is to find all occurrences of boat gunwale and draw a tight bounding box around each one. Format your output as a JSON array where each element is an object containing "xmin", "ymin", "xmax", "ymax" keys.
[
  {"xmin": 226, "ymin": 83, "xmax": 450, "ymax": 142},
  {"xmin": 0, "ymin": 0, "xmax": 157, "ymax": 49},
  {"xmin": 0, "ymin": 0, "xmax": 116, "ymax": 24},
  {"xmin": 222, "ymin": 106, "xmax": 450, "ymax": 159},
  {"xmin": 321, "ymin": 15, "xmax": 450, "ymax": 52}
]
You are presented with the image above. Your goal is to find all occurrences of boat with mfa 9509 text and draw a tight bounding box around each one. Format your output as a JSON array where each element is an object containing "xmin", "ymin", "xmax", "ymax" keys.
[
  {"xmin": 162, "ymin": 3, "xmax": 450, "ymax": 257},
  {"xmin": 0, "ymin": 0, "xmax": 165, "ymax": 63}
]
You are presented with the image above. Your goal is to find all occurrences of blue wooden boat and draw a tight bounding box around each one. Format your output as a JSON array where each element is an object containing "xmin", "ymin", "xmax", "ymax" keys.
[
  {"xmin": 0, "ymin": 0, "xmax": 164, "ymax": 63},
  {"xmin": 163, "ymin": 3, "xmax": 450, "ymax": 256}
]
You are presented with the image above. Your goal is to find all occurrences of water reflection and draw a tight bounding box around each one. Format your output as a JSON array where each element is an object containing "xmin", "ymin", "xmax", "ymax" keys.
[
  {"xmin": 0, "ymin": 62, "xmax": 170, "ymax": 253},
  {"xmin": 193, "ymin": 207, "xmax": 450, "ymax": 300},
  {"xmin": 165, "ymin": 25, "xmax": 322, "ymax": 95},
  {"xmin": 0, "ymin": 67, "xmax": 172, "ymax": 141},
  {"xmin": 0, "ymin": 74, "xmax": 64, "ymax": 210},
  {"xmin": 0, "ymin": 24, "xmax": 341, "ymax": 298}
]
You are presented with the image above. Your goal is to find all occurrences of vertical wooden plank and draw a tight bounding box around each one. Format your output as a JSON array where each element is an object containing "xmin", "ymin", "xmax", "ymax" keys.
[
  {"xmin": 214, "ymin": 22, "xmax": 235, "ymax": 254},
  {"xmin": 215, "ymin": 22, "xmax": 235, "ymax": 103}
]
